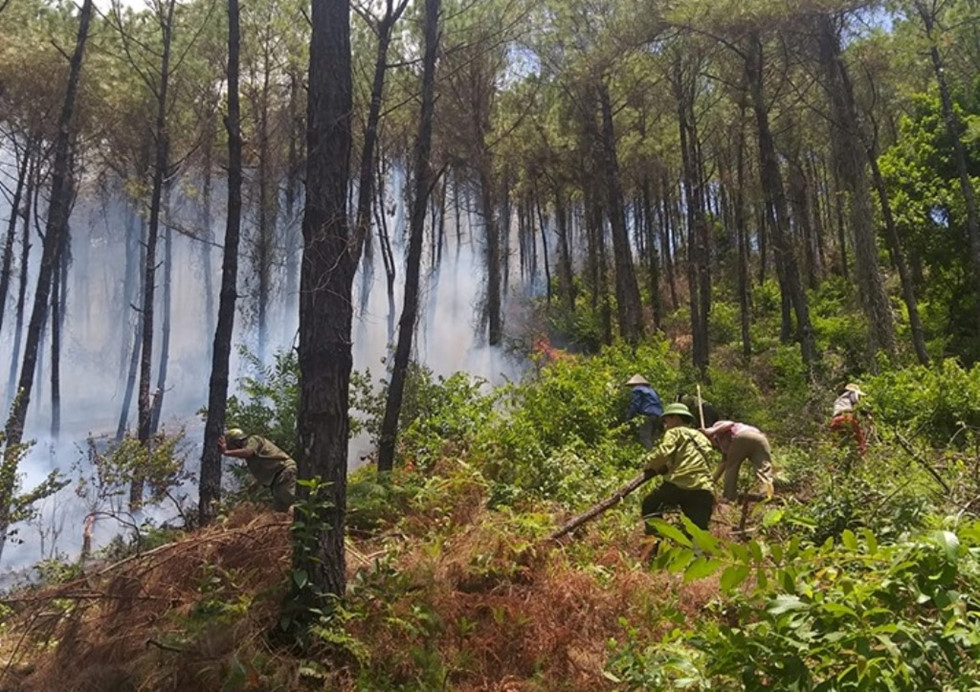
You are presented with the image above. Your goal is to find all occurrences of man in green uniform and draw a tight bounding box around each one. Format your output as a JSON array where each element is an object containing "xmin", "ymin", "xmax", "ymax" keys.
[
  {"xmin": 219, "ymin": 428, "xmax": 297, "ymax": 512},
  {"xmin": 641, "ymin": 402, "xmax": 715, "ymax": 532}
]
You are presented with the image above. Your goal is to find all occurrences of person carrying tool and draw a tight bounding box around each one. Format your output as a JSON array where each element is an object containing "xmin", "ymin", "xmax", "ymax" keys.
[
  {"xmin": 640, "ymin": 402, "xmax": 715, "ymax": 532},
  {"xmin": 830, "ymin": 382, "xmax": 870, "ymax": 457},
  {"xmin": 625, "ymin": 374, "xmax": 664, "ymax": 450},
  {"xmin": 218, "ymin": 428, "xmax": 297, "ymax": 512},
  {"xmin": 701, "ymin": 419, "xmax": 774, "ymax": 502}
]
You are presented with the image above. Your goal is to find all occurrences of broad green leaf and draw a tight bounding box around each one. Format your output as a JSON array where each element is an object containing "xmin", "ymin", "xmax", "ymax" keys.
[
  {"xmin": 841, "ymin": 529, "xmax": 858, "ymax": 551},
  {"xmin": 684, "ymin": 556, "xmax": 722, "ymax": 582},
  {"xmin": 767, "ymin": 594, "xmax": 806, "ymax": 615},
  {"xmin": 720, "ymin": 564, "xmax": 751, "ymax": 592},
  {"xmin": 649, "ymin": 519, "xmax": 693, "ymax": 547}
]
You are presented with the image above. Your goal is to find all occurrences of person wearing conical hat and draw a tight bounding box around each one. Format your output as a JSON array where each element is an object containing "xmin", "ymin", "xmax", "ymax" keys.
[
  {"xmin": 219, "ymin": 427, "xmax": 297, "ymax": 512},
  {"xmin": 830, "ymin": 382, "xmax": 869, "ymax": 458},
  {"xmin": 640, "ymin": 402, "xmax": 715, "ymax": 532},
  {"xmin": 624, "ymin": 374, "xmax": 664, "ymax": 450}
]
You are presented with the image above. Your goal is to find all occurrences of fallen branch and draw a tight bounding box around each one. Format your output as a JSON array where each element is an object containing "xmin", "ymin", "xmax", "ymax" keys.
[
  {"xmin": 546, "ymin": 472, "xmax": 649, "ymax": 542},
  {"xmin": 895, "ymin": 432, "xmax": 950, "ymax": 493}
]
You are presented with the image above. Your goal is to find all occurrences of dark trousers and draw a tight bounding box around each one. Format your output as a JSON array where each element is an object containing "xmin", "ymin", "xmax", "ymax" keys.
[{"xmin": 641, "ymin": 482, "xmax": 714, "ymax": 533}]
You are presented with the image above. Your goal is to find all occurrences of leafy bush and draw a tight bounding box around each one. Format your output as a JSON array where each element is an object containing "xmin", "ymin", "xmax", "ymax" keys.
[
  {"xmin": 608, "ymin": 522, "xmax": 980, "ymax": 691},
  {"xmin": 868, "ymin": 358, "xmax": 980, "ymax": 447}
]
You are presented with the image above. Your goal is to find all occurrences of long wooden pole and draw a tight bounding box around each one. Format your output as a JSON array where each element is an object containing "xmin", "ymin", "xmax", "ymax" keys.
[
  {"xmin": 546, "ymin": 472, "xmax": 649, "ymax": 542},
  {"xmin": 696, "ymin": 383, "xmax": 706, "ymax": 428}
]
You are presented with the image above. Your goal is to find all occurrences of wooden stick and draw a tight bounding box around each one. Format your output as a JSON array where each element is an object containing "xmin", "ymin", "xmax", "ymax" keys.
[
  {"xmin": 696, "ymin": 383, "xmax": 706, "ymax": 428},
  {"xmin": 546, "ymin": 472, "xmax": 649, "ymax": 542},
  {"xmin": 895, "ymin": 432, "xmax": 950, "ymax": 493}
]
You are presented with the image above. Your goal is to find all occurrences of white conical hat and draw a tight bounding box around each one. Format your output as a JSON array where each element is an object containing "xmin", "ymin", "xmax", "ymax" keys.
[{"xmin": 625, "ymin": 374, "xmax": 649, "ymax": 386}]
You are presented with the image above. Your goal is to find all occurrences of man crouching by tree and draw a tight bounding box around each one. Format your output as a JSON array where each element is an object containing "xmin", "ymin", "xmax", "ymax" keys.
[{"xmin": 219, "ymin": 428, "xmax": 297, "ymax": 512}]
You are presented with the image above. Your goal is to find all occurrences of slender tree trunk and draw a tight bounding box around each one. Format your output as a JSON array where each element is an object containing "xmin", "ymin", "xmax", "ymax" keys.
[
  {"xmin": 868, "ymin": 145, "xmax": 929, "ymax": 364},
  {"xmin": 201, "ymin": 120, "xmax": 216, "ymax": 350},
  {"xmin": 817, "ymin": 14, "xmax": 896, "ymax": 365},
  {"xmin": 480, "ymin": 164, "xmax": 502, "ymax": 345},
  {"xmin": 5, "ymin": 157, "xmax": 36, "ymax": 412},
  {"xmin": 1, "ymin": 0, "xmax": 92, "ymax": 562},
  {"xmin": 295, "ymin": 0, "xmax": 355, "ymax": 604},
  {"xmin": 116, "ymin": 218, "xmax": 146, "ymax": 441},
  {"xmin": 133, "ymin": 0, "xmax": 175, "ymax": 509},
  {"xmin": 553, "ymin": 187, "xmax": 575, "ymax": 311},
  {"xmin": 377, "ymin": 0, "xmax": 440, "ymax": 474},
  {"xmin": 746, "ymin": 33, "xmax": 818, "ymax": 369},
  {"xmin": 199, "ymin": 0, "xmax": 243, "ymax": 526},
  {"xmin": 735, "ymin": 113, "xmax": 752, "ymax": 360},
  {"xmin": 150, "ymin": 196, "xmax": 173, "ymax": 434},
  {"xmin": 916, "ymin": 1, "xmax": 980, "ymax": 328},
  {"xmin": 51, "ymin": 222, "xmax": 70, "ymax": 440},
  {"xmin": 660, "ymin": 173, "xmax": 679, "ymax": 310},
  {"xmin": 376, "ymin": 165, "xmax": 397, "ymax": 345},
  {"xmin": 535, "ymin": 196, "xmax": 551, "ymax": 304},
  {"xmin": 0, "ymin": 139, "xmax": 30, "ymax": 334},
  {"xmin": 598, "ymin": 84, "xmax": 643, "ymax": 344},
  {"xmin": 642, "ymin": 179, "xmax": 662, "ymax": 329}
]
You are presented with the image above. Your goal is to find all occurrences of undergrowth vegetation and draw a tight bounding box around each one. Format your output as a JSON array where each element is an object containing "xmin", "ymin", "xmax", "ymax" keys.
[{"xmin": 4, "ymin": 290, "xmax": 980, "ymax": 691}]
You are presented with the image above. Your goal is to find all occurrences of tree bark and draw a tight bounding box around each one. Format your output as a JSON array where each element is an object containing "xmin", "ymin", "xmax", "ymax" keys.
[
  {"xmin": 1, "ymin": 0, "xmax": 93, "ymax": 561},
  {"xmin": 817, "ymin": 14, "xmax": 896, "ymax": 366},
  {"xmin": 745, "ymin": 32, "xmax": 818, "ymax": 370},
  {"xmin": 116, "ymin": 218, "xmax": 146, "ymax": 442},
  {"xmin": 915, "ymin": 1, "xmax": 980, "ymax": 329},
  {"xmin": 200, "ymin": 0, "xmax": 244, "ymax": 527},
  {"xmin": 598, "ymin": 84, "xmax": 643, "ymax": 344},
  {"xmin": 0, "ymin": 138, "xmax": 30, "ymax": 334},
  {"xmin": 133, "ymin": 0, "xmax": 175, "ymax": 509},
  {"xmin": 295, "ymin": 0, "xmax": 355, "ymax": 604},
  {"xmin": 377, "ymin": 0, "xmax": 440, "ymax": 474}
]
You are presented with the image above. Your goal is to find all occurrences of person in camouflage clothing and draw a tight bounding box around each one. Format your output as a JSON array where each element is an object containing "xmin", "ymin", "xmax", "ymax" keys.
[
  {"xmin": 640, "ymin": 402, "xmax": 716, "ymax": 532},
  {"xmin": 219, "ymin": 428, "xmax": 297, "ymax": 512}
]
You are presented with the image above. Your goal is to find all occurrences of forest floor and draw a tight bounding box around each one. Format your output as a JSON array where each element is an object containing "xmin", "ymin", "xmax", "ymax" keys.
[{"xmin": 0, "ymin": 490, "xmax": 759, "ymax": 691}]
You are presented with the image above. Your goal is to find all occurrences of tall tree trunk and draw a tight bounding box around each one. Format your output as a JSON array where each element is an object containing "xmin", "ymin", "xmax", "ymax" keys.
[
  {"xmin": 915, "ymin": 1, "xmax": 980, "ymax": 328},
  {"xmin": 376, "ymin": 167, "xmax": 397, "ymax": 345},
  {"xmin": 201, "ymin": 118, "xmax": 216, "ymax": 350},
  {"xmin": 200, "ymin": 0, "xmax": 244, "ymax": 526},
  {"xmin": 0, "ymin": 138, "xmax": 30, "ymax": 334},
  {"xmin": 5, "ymin": 156, "xmax": 36, "ymax": 412},
  {"xmin": 1, "ymin": 0, "xmax": 92, "ymax": 562},
  {"xmin": 50, "ymin": 223, "xmax": 70, "ymax": 440},
  {"xmin": 480, "ymin": 164, "xmax": 502, "ymax": 345},
  {"xmin": 150, "ymin": 198, "xmax": 173, "ymax": 434},
  {"xmin": 674, "ymin": 56, "xmax": 709, "ymax": 373},
  {"xmin": 377, "ymin": 0, "xmax": 440, "ymax": 474},
  {"xmin": 868, "ymin": 144, "xmax": 929, "ymax": 364},
  {"xmin": 817, "ymin": 14, "xmax": 897, "ymax": 365},
  {"xmin": 745, "ymin": 33, "xmax": 818, "ymax": 369},
  {"xmin": 295, "ymin": 0, "xmax": 355, "ymax": 605},
  {"xmin": 735, "ymin": 109, "xmax": 752, "ymax": 360},
  {"xmin": 642, "ymin": 179, "xmax": 662, "ymax": 329},
  {"xmin": 133, "ymin": 0, "xmax": 175, "ymax": 509},
  {"xmin": 535, "ymin": 197, "xmax": 551, "ymax": 303},
  {"xmin": 116, "ymin": 218, "xmax": 146, "ymax": 441},
  {"xmin": 660, "ymin": 173, "xmax": 679, "ymax": 310},
  {"xmin": 553, "ymin": 187, "xmax": 575, "ymax": 311},
  {"xmin": 598, "ymin": 84, "xmax": 643, "ymax": 344},
  {"xmin": 352, "ymin": 1, "xmax": 406, "ymax": 269}
]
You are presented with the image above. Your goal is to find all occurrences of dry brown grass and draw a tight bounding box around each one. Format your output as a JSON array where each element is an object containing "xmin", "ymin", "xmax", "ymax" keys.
[{"xmin": 0, "ymin": 486, "xmax": 728, "ymax": 691}]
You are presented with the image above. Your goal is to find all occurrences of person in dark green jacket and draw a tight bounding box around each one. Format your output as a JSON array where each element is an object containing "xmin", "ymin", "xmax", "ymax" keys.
[
  {"xmin": 219, "ymin": 428, "xmax": 297, "ymax": 512},
  {"xmin": 641, "ymin": 402, "xmax": 715, "ymax": 532}
]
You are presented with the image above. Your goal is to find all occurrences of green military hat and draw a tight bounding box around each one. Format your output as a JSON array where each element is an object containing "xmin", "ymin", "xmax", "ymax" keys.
[
  {"xmin": 224, "ymin": 427, "xmax": 246, "ymax": 442},
  {"xmin": 661, "ymin": 402, "xmax": 695, "ymax": 422}
]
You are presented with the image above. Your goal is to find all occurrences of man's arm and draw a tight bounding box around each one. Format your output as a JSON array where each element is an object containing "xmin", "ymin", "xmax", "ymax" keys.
[
  {"xmin": 702, "ymin": 420, "xmax": 735, "ymax": 438},
  {"xmin": 218, "ymin": 435, "xmax": 253, "ymax": 459}
]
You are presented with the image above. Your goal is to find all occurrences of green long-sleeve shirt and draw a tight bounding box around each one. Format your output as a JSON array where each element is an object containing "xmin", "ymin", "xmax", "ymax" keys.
[{"xmin": 643, "ymin": 426, "xmax": 715, "ymax": 491}]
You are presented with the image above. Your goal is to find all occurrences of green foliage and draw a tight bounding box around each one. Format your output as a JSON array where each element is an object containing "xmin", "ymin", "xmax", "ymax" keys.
[
  {"xmin": 221, "ymin": 347, "xmax": 386, "ymax": 456},
  {"xmin": 397, "ymin": 365, "xmax": 495, "ymax": 472},
  {"xmin": 0, "ymin": 431, "xmax": 68, "ymax": 549},
  {"xmin": 867, "ymin": 358, "xmax": 980, "ymax": 447},
  {"xmin": 475, "ymin": 341, "xmax": 678, "ymax": 508},
  {"xmin": 609, "ymin": 522, "xmax": 980, "ymax": 690},
  {"xmin": 75, "ymin": 430, "xmax": 191, "ymax": 514}
]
